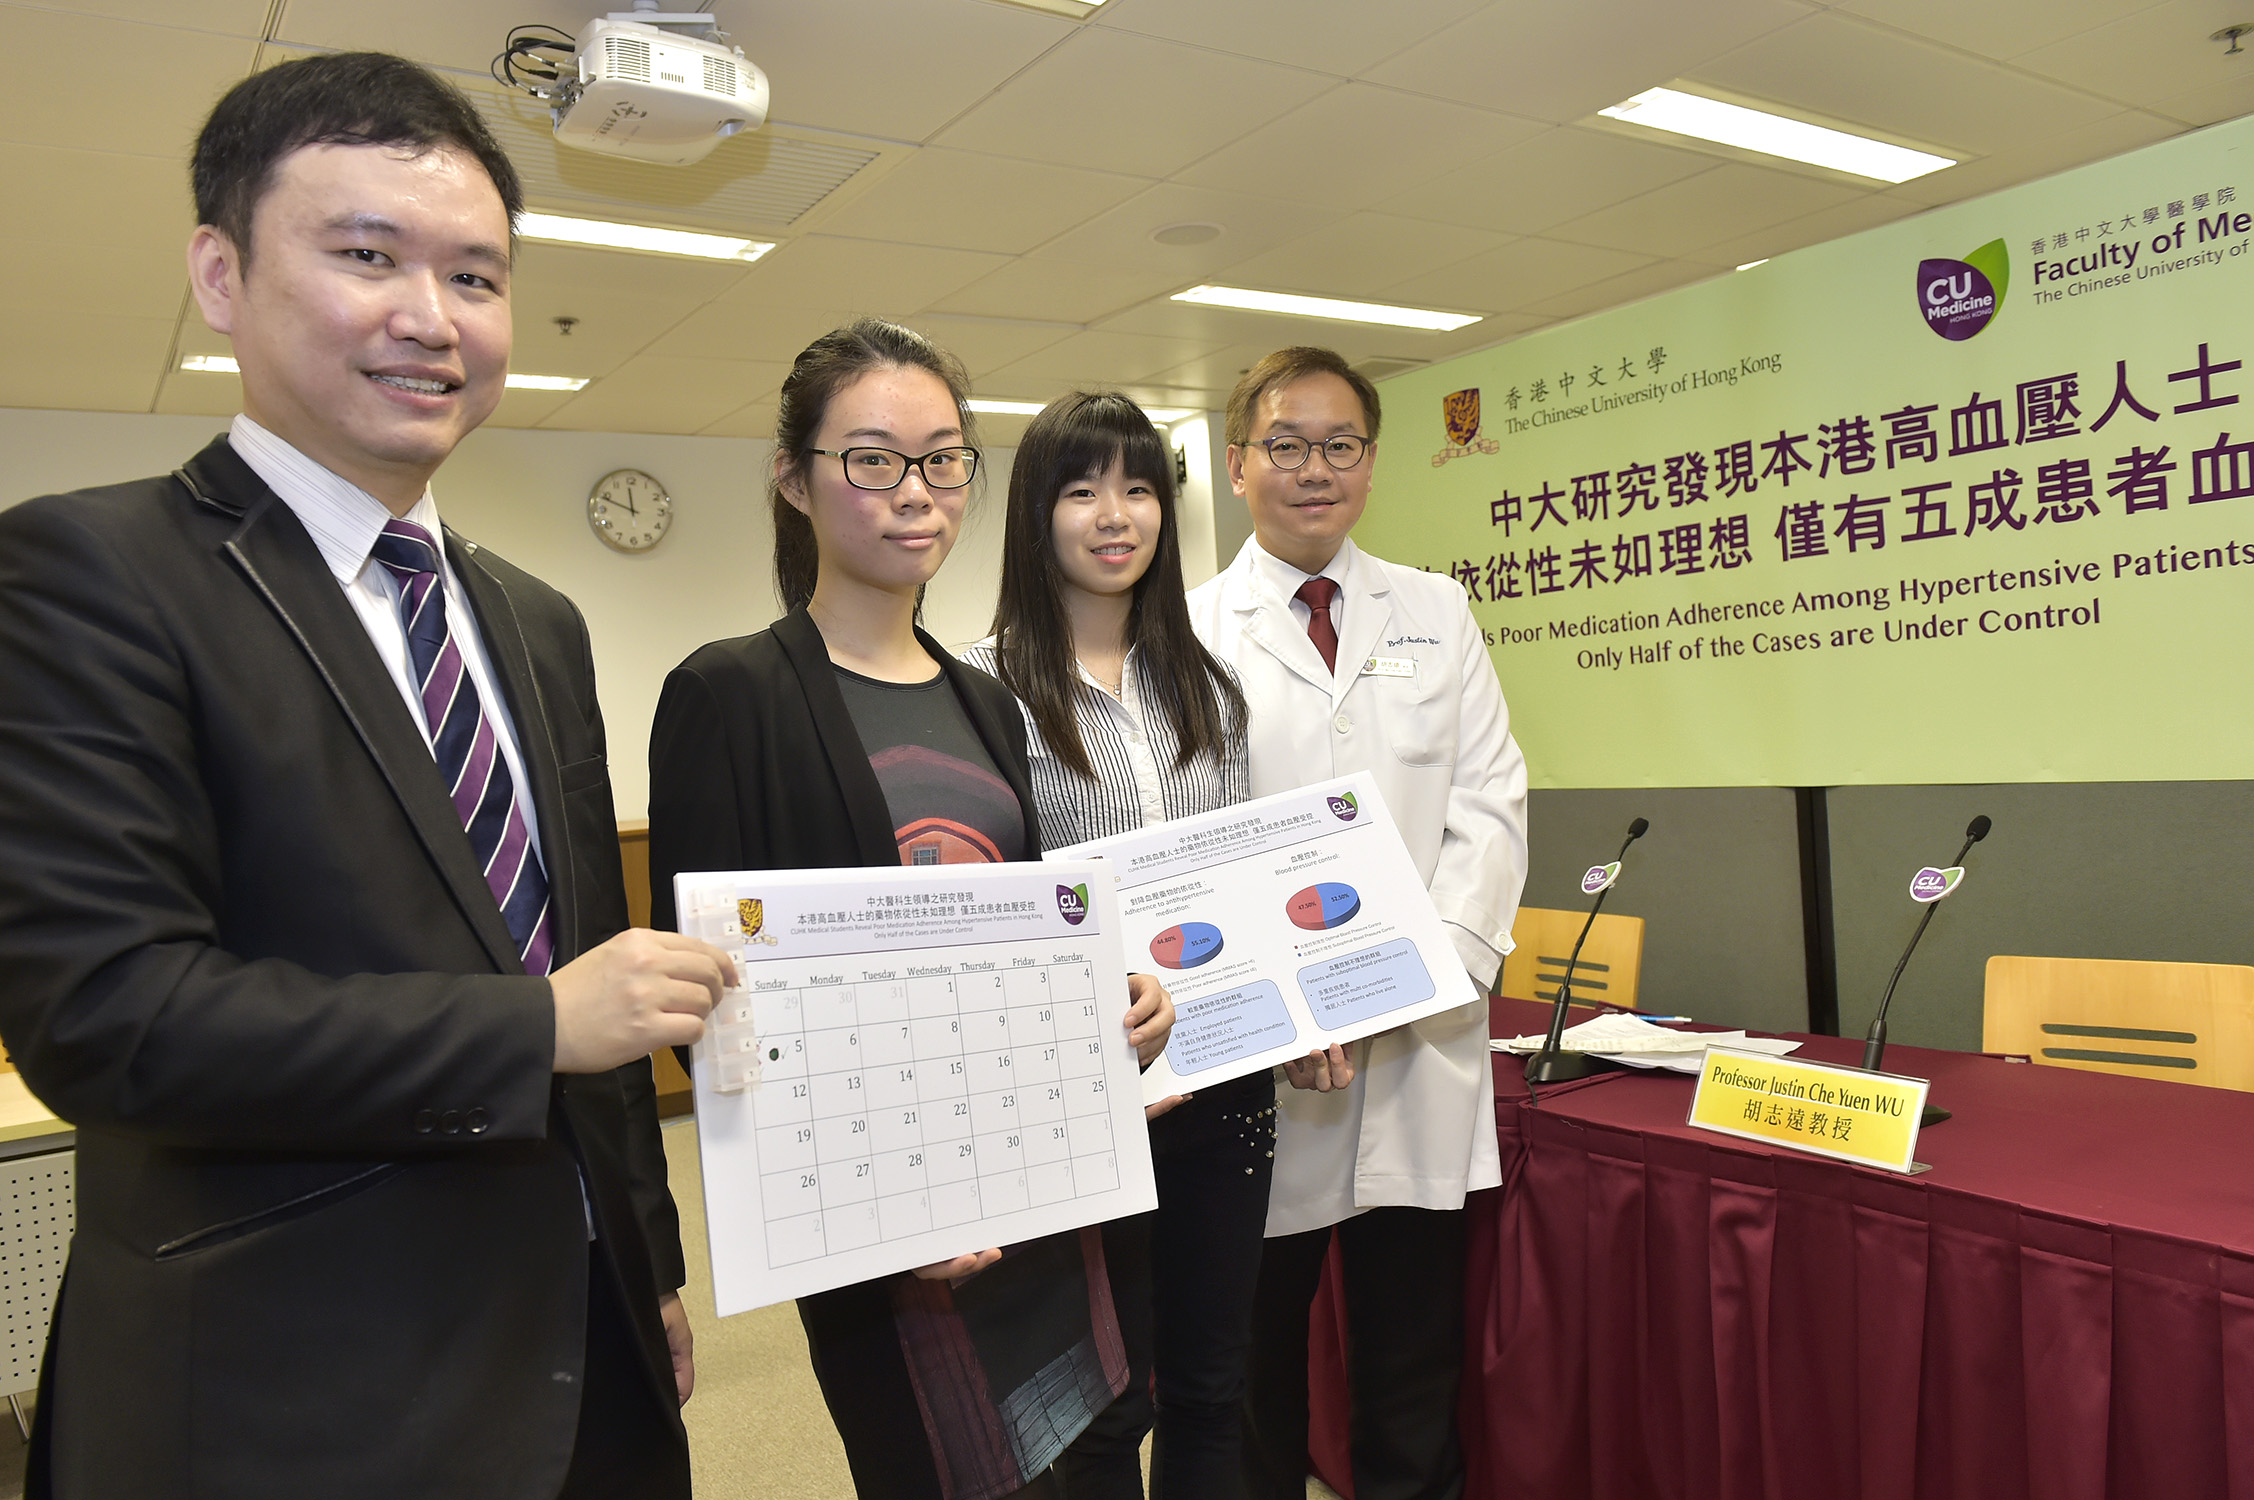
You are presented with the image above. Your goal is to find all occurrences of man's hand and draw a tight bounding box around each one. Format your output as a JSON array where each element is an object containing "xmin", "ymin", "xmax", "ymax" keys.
[
  {"xmin": 1281, "ymin": 1042, "xmax": 1355, "ymax": 1092},
  {"xmin": 658, "ymin": 1291, "xmax": 694, "ymax": 1405},
  {"xmin": 1124, "ymin": 973, "xmax": 1174, "ymax": 1068},
  {"xmin": 914, "ymin": 1248, "xmax": 1002, "ymax": 1281},
  {"xmin": 550, "ymin": 929, "xmax": 735, "ymax": 1073},
  {"xmin": 1145, "ymin": 1093, "xmax": 1190, "ymax": 1121}
]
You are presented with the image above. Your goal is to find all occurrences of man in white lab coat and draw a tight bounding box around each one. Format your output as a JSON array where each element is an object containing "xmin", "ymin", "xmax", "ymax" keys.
[{"xmin": 1185, "ymin": 346, "xmax": 1528, "ymax": 1500}]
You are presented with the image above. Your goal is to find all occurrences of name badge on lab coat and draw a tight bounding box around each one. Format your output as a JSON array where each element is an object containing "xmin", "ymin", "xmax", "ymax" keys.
[{"xmin": 1359, "ymin": 656, "xmax": 1416, "ymax": 679}]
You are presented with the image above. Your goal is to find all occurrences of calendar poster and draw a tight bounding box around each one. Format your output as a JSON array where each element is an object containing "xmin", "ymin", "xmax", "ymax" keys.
[
  {"xmin": 675, "ymin": 860, "xmax": 1156, "ymax": 1315},
  {"xmin": 1053, "ymin": 772, "xmax": 1479, "ymax": 1106}
]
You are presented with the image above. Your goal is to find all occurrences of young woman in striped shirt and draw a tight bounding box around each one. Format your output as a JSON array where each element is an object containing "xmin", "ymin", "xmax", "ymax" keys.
[{"xmin": 962, "ymin": 392, "xmax": 1267, "ymax": 1499}]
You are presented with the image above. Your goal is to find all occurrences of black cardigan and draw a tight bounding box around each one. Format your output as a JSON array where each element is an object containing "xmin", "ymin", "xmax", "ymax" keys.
[{"xmin": 647, "ymin": 607, "xmax": 1041, "ymax": 934}]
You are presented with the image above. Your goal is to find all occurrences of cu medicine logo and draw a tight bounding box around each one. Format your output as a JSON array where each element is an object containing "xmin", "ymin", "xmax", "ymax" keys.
[
  {"xmin": 1916, "ymin": 239, "xmax": 2010, "ymax": 341},
  {"xmin": 1326, "ymin": 792, "xmax": 1359, "ymax": 822},
  {"xmin": 1055, "ymin": 883, "xmax": 1089, "ymax": 926}
]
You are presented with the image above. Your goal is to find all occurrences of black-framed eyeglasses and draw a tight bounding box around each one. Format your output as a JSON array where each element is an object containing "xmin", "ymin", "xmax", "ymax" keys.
[
  {"xmin": 1254, "ymin": 434, "xmax": 1372, "ymax": 471},
  {"xmin": 807, "ymin": 446, "xmax": 982, "ymax": 491}
]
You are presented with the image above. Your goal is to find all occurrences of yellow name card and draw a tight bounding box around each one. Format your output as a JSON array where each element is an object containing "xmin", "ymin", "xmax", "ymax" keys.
[{"xmin": 1687, "ymin": 1046, "xmax": 1930, "ymax": 1173}]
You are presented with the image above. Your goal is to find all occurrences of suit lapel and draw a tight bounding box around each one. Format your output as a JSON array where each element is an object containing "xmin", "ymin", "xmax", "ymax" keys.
[
  {"xmin": 773, "ymin": 610, "xmax": 900, "ymax": 865},
  {"xmin": 450, "ymin": 535, "xmax": 577, "ymax": 961},
  {"xmin": 1331, "ymin": 544, "xmax": 1396, "ymax": 703},
  {"xmin": 182, "ymin": 441, "xmax": 523, "ymax": 974}
]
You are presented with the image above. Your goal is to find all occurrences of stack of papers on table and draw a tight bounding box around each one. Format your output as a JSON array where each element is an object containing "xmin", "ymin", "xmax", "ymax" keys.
[{"xmin": 1492, "ymin": 1012, "xmax": 1801, "ymax": 1075}]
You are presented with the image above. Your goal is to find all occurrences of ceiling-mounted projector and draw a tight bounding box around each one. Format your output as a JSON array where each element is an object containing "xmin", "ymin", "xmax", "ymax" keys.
[{"xmin": 494, "ymin": 8, "xmax": 770, "ymax": 167}]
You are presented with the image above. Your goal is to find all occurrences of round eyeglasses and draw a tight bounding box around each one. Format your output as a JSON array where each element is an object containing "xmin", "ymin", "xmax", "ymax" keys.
[
  {"xmin": 807, "ymin": 446, "xmax": 982, "ymax": 491},
  {"xmin": 1254, "ymin": 434, "xmax": 1372, "ymax": 471}
]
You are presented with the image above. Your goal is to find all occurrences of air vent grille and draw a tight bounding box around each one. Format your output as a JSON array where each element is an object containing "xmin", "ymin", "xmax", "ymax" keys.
[
  {"xmin": 703, "ymin": 55, "xmax": 736, "ymax": 96},
  {"xmin": 605, "ymin": 35, "xmax": 651, "ymax": 81}
]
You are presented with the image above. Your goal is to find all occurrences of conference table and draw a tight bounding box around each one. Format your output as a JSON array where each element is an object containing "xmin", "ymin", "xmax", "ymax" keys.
[{"xmin": 1305, "ymin": 997, "xmax": 2254, "ymax": 1500}]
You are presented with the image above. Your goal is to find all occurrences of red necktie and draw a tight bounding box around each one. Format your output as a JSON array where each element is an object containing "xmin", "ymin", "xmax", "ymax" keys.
[{"xmin": 1295, "ymin": 576, "xmax": 1340, "ymax": 674}]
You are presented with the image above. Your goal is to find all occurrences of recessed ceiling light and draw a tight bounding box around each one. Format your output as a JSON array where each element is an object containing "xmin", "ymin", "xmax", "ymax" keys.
[
  {"xmin": 177, "ymin": 354, "xmax": 586, "ymax": 392},
  {"xmin": 1598, "ymin": 87, "xmax": 1953, "ymax": 184},
  {"xmin": 1144, "ymin": 408, "xmax": 1195, "ymax": 423},
  {"xmin": 1737, "ymin": 259, "xmax": 1769, "ymax": 272},
  {"xmin": 518, "ymin": 211, "xmax": 776, "ymax": 263},
  {"xmin": 1153, "ymin": 222, "xmax": 1222, "ymax": 247},
  {"xmin": 1171, "ymin": 285, "xmax": 1481, "ymax": 333}
]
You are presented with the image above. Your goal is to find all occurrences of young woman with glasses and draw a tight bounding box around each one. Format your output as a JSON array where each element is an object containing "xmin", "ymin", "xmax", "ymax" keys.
[
  {"xmin": 646, "ymin": 322, "xmax": 1174, "ymax": 1500},
  {"xmin": 959, "ymin": 392, "xmax": 1267, "ymax": 1500}
]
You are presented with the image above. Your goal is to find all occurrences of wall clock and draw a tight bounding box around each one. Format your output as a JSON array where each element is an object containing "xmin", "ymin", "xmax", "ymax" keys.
[{"xmin": 587, "ymin": 468, "xmax": 673, "ymax": 552}]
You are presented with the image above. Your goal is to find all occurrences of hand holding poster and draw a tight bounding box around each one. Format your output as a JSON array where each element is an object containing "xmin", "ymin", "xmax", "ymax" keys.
[{"xmin": 1051, "ymin": 772, "xmax": 1477, "ymax": 1105}]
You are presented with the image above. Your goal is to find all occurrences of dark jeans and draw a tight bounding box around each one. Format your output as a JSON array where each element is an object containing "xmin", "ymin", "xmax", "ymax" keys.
[
  {"xmin": 1054, "ymin": 1071, "xmax": 1276, "ymax": 1500},
  {"xmin": 1241, "ymin": 1206, "xmax": 1469, "ymax": 1500}
]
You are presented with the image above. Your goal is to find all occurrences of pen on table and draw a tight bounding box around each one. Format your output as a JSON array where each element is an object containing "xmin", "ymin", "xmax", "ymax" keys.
[{"xmin": 1637, "ymin": 1014, "xmax": 1695, "ymax": 1024}]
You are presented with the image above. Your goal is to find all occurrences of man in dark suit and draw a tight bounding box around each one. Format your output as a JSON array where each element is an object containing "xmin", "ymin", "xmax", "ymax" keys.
[{"xmin": 0, "ymin": 52, "xmax": 732, "ymax": 1499}]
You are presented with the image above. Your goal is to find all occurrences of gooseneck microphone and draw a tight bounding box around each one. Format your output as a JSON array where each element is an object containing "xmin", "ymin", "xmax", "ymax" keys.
[
  {"xmin": 1860, "ymin": 815, "xmax": 1990, "ymax": 1126},
  {"xmin": 1526, "ymin": 817, "xmax": 1650, "ymax": 1084}
]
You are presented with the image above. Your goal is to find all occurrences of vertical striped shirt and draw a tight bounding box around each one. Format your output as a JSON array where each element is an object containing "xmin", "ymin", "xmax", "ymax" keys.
[{"xmin": 958, "ymin": 640, "xmax": 1247, "ymax": 851}]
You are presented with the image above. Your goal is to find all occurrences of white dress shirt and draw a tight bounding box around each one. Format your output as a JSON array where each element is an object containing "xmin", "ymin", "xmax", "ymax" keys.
[{"xmin": 230, "ymin": 416, "xmax": 543, "ymax": 864}]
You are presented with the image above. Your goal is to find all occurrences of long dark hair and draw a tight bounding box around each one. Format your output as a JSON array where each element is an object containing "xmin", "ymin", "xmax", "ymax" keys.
[
  {"xmin": 990, "ymin": 392, "xmax": 1244, "ymax": 778},
  {"xmin": 770, "ymin": 319, "xmax": 978, "ymax": 613}
]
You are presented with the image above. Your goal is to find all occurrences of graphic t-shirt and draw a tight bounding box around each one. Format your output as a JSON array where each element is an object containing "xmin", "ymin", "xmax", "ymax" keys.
[{"xmin": 834, "ymin": 666, "xmax": 1026, "ymax": 865}]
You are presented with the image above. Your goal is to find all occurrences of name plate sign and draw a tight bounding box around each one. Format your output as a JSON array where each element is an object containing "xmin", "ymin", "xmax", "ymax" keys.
[{"xmin": 1687, "ymin": 1046, "xmax": 1931, "ymax": 1173}]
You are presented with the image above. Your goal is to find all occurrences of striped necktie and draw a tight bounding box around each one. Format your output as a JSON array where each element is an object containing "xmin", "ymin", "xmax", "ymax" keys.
[{"xmin": 371, "ymin": 519, "xmax": 554, "ymax": 976}]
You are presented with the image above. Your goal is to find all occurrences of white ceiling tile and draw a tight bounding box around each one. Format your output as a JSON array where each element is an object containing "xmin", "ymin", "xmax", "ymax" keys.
[
  {"xmin": 1171, "ymin": 82, "xmax": 1548, "ymax": 211},
  {"xmin": 480, "ymin": 386, "xmax": 580, "ymax": 430},
  {"xmin": 1691, "ymin": 192, "xmax": 1927, "ymax": 269},
  {"xmin": 2142, "ymin": 71, "xmax": 2254, "ymax": 128},
  {"xmin": 645, "ymin": 301, "xmax": 874, "ymax": 365},
  {"xmin": 273, "ymin": 0, "xmax": 591, "ymax": 71},
  {"xmin": 1094, "ymin": 0, "xmax": 1485, "ymax": 75},
  {"xmin": 539, "ymin": 355, "xmax": 788, "ymax": 434},
  {"xmin": 1688, "ymin": 11, "xmax": 2124, "ymax": 154},
  {"xmin": 0, "ymin": 237, "xmax": 185, "ymax": 321},
  {"xmin": 1834, "ymin": 0, "xmax": 2172, "ymax": 62},
  {"xmin": 152, "ymin": 367, "xmax": 246, "ymax": 418},
  {"xmin": 1380, "ymin": 236, "xmax": 1657, "ymax": 311},
  {"xmin": 933, "ymin": 27, "xmax": 1333, "ymax": 178},
  {"xmin": 1545, "ymin": 162, "xmax": 1867, "ymax": 254},
  {"xmin": 898, "ymin": 315, "xmax": 1079, "ymax": 378},
  {"xmin": 1210, "ymin": 213, "xmax": 1512, "ymax": 299},
  {"xmin": 0, "ymin": 310, "xmax": 174, "ymax": 412},
  {"xmin": 722, "ymin": 236, "xmax": 1008, "ymax": 315},
  {"xmin": 0, "ymin": 6, "xmax": 255, "ymax": 157},
  {"xmin": 7, "ymin": 0, "xmax": 270, "ymax": 34},
  {"xmin": 1877, "ymin": 109, "xmax": 2185, "ymax": 206},
  {"xmin": 932, "ymin": 258, "xmax": 1188, "ymax": 325},
  {"xmin": 2013, "ymin": 0, "xmax": 2254, "ymax": 110},
  {"xmin": 1521, "ymin": 258, "xmax": 1727, "ymax": 320},
  {"xmin": 815, "ymin": 149, "xmax": 1151, "ymax": 255},
  {"xmin": 697, "ymin": 400, "xmax": 781, "ymax": 439},
  {"xmin": 1363, "ymin": 126, "xmax": 1718, "ymax": 235},
  {"xmin": 976, "ymin": 330, "xmax": 1230, "ymax": 392},
  {"xmin": 1016, "ymin": 182, "xmax": 1314, "ymax": 282},
  {"xmin": 1361, "ymin": 0, "xmax": 1815, "ymax": 125}
]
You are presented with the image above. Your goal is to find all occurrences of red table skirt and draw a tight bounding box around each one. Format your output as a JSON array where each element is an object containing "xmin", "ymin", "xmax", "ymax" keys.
[{"xmin": 1307, "ymin": 1011, "xmax": 2254, "ymax": 1500}]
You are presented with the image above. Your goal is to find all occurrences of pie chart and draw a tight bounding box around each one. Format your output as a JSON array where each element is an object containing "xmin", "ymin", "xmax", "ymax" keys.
[
  {"xmin": 1287, "ymin": 882, "xmax": 1362, "ymax": 931},
  {"xmin": 1150, "ymin": 922, "xmax": 1225, "ymax": 969}
]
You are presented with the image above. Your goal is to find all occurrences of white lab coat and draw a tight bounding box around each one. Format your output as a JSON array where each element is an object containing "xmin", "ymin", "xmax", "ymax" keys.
[{"xmin": 1187, "ymin": 537, "xmax": 1528, "ymax": 1235}]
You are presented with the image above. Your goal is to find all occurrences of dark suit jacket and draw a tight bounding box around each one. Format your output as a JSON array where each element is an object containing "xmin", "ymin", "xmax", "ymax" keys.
[
  {"xmin": 646, "ymin": 607, "xmax": 1040, "ymax": 929},
  {"xmin": 0, "ymin": 438, "xmax": 684, "ymax": 1500}
]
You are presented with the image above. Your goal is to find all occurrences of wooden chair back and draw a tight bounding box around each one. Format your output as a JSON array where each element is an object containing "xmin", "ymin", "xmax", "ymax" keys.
[
  {"xmin": 1500, "ymin": 907, "xmax": 1646, "ymax": 1011},
  {"xmin": 1982, "ymin": 955, "xmax": 2254, "ymax": 1091}
]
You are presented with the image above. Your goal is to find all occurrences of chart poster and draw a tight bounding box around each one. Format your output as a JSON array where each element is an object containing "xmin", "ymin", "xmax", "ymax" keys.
[
  {"xmin": 675, "ymin": 861, "xmax": 1155, "ymax": 1315},
  {"xmin": 1360, "ymin": 115, "xmax": 2254, "ymax": 787},
  {"xmin": 1051, "ymin": 772, "xmax": 1477, "ymax": 1105}
]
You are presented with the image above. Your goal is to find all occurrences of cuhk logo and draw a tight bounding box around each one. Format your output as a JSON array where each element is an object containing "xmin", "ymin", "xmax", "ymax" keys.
[
  {"xmin": 1056, "ymin": 883, "xmax": 1089, "ymax": 926},
  {"xmin": 1917, "ymin": 239, "xmax": 2008, "ymax": 341},
  {"xmin": 1581, "ymin": 861, "xmax": 1621, "ymax": 895},
  {"xmin": 1909, "ymin": 866, "xmax": 1965, "ymax": 903},
  {"xmin": 1327, "ymin": 792, "xmax": 1359, "ymax": 821}
]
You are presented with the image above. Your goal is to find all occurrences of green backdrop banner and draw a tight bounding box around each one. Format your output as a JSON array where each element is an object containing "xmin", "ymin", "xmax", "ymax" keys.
[{"xmin": 1360, "ymin": 118, "xmax": 2254, "ymax": 788}]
